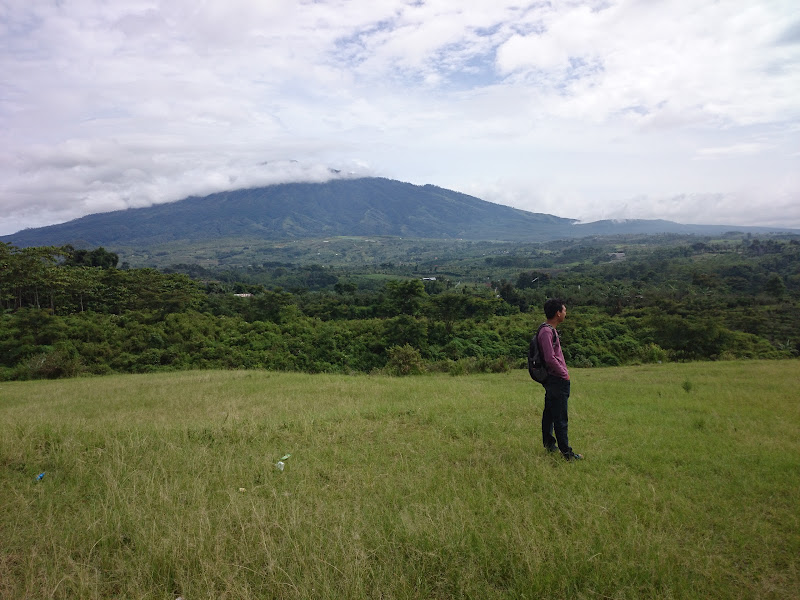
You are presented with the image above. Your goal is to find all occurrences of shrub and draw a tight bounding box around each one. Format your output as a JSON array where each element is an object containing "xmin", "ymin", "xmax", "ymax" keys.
[
  {"xmin": 599, "ymin": 353, "xmax": 621, "ymax": 366},
  {"xmin": 446, "ymin": 359, "xmax": 468, "ymax": 376},
  {"xmin": 443, "ymin": 356, "xmax": 511, "ymax": 376},
  {"xmin": 23, "ymin": 350, "xmax": 83, "ymax": 380},
  {"xmin": 639, "ymin": 343, "xmax": 668, "ymax": 364},
  {"xmin": 478, "ymin": 356, "xmax": 512, "ymax": 373},
  {"xmin": 570, "ymin": 354, "xmax": 596, "ymax": 368},
  {"xmin": 385, "ymin": 344, "xmax": 425, "ymax": 376}
]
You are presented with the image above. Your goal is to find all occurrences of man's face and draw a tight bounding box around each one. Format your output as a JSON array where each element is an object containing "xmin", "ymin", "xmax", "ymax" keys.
[{"xmin": 556, "ymin": 305, "xmax": 567, "ymax": 323}]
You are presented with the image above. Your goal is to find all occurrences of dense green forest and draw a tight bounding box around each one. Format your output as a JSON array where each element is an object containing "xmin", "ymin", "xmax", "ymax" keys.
[{"xmin": 1, "ymin": 234, "xmax": 798, "ymax": 381}]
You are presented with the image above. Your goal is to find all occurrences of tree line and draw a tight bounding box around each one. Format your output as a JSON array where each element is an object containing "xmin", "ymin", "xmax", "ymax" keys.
[{"xmin": 1, "ymin": 239, "xmax": 797, "ymax": 380}]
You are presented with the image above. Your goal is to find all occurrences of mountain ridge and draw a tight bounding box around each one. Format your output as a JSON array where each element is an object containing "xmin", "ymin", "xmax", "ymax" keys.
[{"xmin": 2, "ymin": 177, "xmax": 796, "ymax": 249}]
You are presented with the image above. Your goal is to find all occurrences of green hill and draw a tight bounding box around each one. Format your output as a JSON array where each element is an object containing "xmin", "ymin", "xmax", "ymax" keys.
[
  {"xmin": 2, "ymin": 178, "xmax": 574, "ymax": 247},
  {"xmin": 4, "ymin": 177, "xmax": 796, "ymax": 251}
]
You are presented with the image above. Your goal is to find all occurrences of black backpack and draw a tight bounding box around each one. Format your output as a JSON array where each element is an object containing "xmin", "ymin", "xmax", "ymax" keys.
[{"xmin": 528, "ymin": 323, "xmax": 555, "ymax": 383}]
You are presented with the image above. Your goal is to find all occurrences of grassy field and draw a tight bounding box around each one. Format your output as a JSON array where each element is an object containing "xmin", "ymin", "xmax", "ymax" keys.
[{"xmin": 1, "ymin": 361, "xmax": 798, "ymax": 599}]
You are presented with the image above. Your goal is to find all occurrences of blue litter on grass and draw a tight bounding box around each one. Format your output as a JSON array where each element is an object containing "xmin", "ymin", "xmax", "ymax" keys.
[{"xmin": 36, "ymin": 472, "xmax": 45, "ymax": 481}]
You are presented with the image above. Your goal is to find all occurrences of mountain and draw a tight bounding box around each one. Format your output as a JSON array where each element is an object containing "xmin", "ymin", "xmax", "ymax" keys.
[
  {"xmin": 2, "ymin": 177, "xmax": 796, "ymax": 249},
  {"xmin": 2, "ymin": 178, "xmax": 573, "ymax": 247}
]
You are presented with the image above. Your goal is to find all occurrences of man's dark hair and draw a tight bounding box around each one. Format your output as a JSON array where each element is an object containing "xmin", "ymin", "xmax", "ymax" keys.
[{"xmin": 544, "ymin": 298, "xmax": 565, "ymax": 319}]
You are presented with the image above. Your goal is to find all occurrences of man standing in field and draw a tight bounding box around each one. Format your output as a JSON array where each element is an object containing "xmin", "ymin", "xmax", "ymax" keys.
[{"xmin": 539, "ymin": 298, "xmax": 583, "ymax": 461}]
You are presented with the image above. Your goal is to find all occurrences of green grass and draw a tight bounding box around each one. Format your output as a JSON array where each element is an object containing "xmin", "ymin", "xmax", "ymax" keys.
[{"xmin": 1, "ymin": 361, "xmax": 799, "ymax": 599}]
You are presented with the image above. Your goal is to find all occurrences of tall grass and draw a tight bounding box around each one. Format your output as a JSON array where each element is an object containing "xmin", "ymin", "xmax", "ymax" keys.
[{"xmin": 1, "ymin": 361, "xmax": 798, "ymax": 599}]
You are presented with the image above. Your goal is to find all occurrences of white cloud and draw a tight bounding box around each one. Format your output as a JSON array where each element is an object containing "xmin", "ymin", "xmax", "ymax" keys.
[
  {"xmin": 1, "ymin": 0, "xmax": 799, "ymax": 236},
  {"xmin": 694, "ymin": 143, "xmax": 771, "ymax": 159}
]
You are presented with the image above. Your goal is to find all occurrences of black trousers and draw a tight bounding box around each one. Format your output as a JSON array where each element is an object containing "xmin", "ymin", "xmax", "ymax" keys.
[{"xmin": 542, "ymin": 377, "xmax": 571, "ymax": 455}]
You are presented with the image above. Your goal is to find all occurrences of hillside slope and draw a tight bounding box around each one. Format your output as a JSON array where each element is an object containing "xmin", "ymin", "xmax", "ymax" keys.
[
  {"xmin": 3, "ymin": 177, "xmax": 796, "ymax": 249},
  {"xmin": 2, "ymin": 178, "xmax": 575, "ymax": 247}
]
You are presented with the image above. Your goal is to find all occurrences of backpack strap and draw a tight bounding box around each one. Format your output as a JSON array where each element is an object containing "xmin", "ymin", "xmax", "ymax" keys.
[
  {"xmin": 538, "ymin": 323, "xmax": 556, "ymax": 347},
  {"xmin": 537, "ymin": 323, "xmax": 557, "ymax": 363}
]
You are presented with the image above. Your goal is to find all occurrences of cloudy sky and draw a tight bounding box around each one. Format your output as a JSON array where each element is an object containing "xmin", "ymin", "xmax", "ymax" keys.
[{"xmin": 1, "ymin": 0, "xmax": 799, "ymax": 236}]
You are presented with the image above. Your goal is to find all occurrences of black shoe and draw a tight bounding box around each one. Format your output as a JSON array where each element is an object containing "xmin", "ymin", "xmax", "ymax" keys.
[
  {"xmin": 562, "ymin": 451, "xmax": 583, "ymax": 461},
  {"xmin": 545, "ymin": 445, "xmax": 558, "ymax": 453}
]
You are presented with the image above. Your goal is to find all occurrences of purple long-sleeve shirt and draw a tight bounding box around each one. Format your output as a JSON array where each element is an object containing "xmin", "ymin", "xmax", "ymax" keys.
[{"xmin": 537, "ymin": 324, "xmax": 569, "ymax": 380}]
